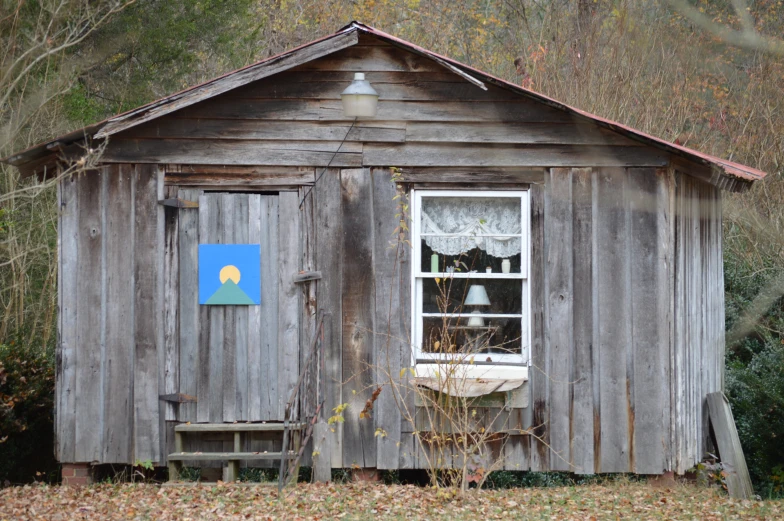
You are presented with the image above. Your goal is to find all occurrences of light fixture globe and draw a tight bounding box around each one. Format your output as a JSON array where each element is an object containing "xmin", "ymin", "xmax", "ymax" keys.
[{"xmin": 341, "ymin": 72, "xmax": 379, "ymax": 117}]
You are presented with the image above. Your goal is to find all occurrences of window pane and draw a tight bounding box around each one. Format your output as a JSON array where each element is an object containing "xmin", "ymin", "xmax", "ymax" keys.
[
  {"xmin": 421, "ymin": 242, "xmax": 523, "ymax": 274},
  {"xmin": 422, "ymin": 277, "xmax": 522, "ymax": 315},
  {"xmin": 421, "ymin": 316, "xmax": 522, "ymax": 359}
]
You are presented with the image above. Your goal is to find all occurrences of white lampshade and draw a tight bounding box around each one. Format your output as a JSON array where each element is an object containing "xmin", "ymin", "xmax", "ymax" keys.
[
  {"xmin": 465, "ymin": 285, "xmax": 491, "ymax": 306},
  {"xmin": 341, "ymin": 73, "xmax": 379, "ymax": 117},
  {"xmin": 467, "ymin": 310, "xmax": 485, "ymax": 327}
]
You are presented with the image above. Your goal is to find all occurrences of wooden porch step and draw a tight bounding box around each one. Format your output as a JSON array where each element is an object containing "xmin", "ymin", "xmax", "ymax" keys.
[
  {"xmin": 168, "ymin": 422, "xmax": 305, "ymax": 483},
  {"xmin": 174, "ymin": 422, "xmax": 305, "ymax": 433},
  {"xmin": 168, "ymin": 451, "xmax": 296, "ymax": 461}
]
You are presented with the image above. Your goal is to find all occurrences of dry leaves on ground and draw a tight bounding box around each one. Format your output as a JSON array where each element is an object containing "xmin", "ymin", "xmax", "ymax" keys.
[{"xmin": 0, "ymin": 480, "xmax": 782, "ymax": 520}]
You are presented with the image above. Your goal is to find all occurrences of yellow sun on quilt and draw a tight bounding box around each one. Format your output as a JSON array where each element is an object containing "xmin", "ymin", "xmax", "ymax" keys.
[{"xmin": 219, "ymin": 265, "xmax": 241, "ymax": 284}]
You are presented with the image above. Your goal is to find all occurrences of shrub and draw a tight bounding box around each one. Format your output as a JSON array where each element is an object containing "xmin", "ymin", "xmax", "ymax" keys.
[
  {"xmin": 724, "ymin": 253, "xmax": 784, "ymax": 498},
  {"xmin": 0, "ymin": 341, "xmax": 57, "ymax": 484},
  {"xmin": 726, "ymin": 343, "xmax": 784, "ymax": 498}
]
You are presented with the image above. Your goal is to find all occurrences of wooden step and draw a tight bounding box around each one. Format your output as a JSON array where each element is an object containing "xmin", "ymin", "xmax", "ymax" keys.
[
  {"xmin": 168, "ymin": 451, "xmax": 297, "ymax": 461},
  {"xmin": 174, "ymin": 422, "xmax": 304, "ymax": 433}
]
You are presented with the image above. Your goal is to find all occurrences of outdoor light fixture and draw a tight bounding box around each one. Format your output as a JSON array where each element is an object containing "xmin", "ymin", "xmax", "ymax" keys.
[
  {"xmin": 465, "ymin": 285, "xmax": 491, "ymax": 327},
  {"xmin": 341, "ymin": 73, "xmax": 378, "ymax": 117}
]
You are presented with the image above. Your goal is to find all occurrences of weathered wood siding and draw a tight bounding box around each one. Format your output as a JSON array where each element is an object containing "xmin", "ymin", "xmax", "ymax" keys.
[
  {"xmin": 57, "ymin": 165, "xmax": 165, "ymax": 464},
  {"xmin": 671, "ymin": 173, "xmax": 724, "ymax": 473},
  {"xmin": 532, "ymin": 167, "xmax": 672, "ymax": 474},
  {"xmin": 105, "ymin": 37, "xmax": 663, "ymax": 172}
]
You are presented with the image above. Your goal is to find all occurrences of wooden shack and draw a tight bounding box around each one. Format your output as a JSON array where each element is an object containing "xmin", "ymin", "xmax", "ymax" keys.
[{"xmin": 3, "ymin": 22, "xmax": 767, "ymax": 481}]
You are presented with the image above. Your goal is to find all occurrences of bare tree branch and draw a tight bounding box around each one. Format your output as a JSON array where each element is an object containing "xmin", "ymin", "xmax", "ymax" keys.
[{"xmin": 668, "ymin": 0, "xmax": 784, "ymax": 56}]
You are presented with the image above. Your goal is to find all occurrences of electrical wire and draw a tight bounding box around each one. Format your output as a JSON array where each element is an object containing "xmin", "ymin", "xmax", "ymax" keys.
[{"xmin": 299, "ymin": 117, "xmax": 357, "ymax": 208}]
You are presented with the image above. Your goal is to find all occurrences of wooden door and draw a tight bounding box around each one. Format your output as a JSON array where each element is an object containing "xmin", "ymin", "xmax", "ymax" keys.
[{"xmin": 173, "ymin": 190, "xmax": 300, "ymax": 424}]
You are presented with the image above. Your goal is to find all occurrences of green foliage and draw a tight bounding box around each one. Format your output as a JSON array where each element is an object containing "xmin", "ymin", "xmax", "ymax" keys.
[
  {"xmin": 481, "ymin": 471, "xmax": 644, "ymax": 490},
  {"xmin": 0, "ymin": 341, "xmax": 57, "ymax": 484},
  {"xmin": 177, "ymin": 466, "xmax": 201, "ymax": 482},
  {"xmin": 239, "ymin": 467, "xmax": 277, "ymax": 482},
  {"xmin": 69, "ymin": 0, "xmax": 262, "ymax": 125},
  {"xmin": 62, "ymin": 83, "xmax": 107, "ymax": 127},
  {"xmin": 134, "ymin": 459, "xmax": 154, "ymax": 471},
  {"xmin": 724, "ymin": 252, "xmax": 784, "ymax": 498}
]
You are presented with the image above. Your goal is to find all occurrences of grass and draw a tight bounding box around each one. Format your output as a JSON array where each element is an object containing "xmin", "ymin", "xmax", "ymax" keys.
[{"xmin": 1, "ymin": 480, "xmax": 782, "ymax": 520}]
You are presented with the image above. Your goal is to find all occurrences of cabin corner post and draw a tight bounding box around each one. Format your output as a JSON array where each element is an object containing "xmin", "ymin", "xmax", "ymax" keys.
[
  {"xmin": 670, "ymin": 171, "xmax": 725, "ymax": 473},
  {"xmin": 56, "ymin": 167, "xmax": 79, "ymax": 463}
]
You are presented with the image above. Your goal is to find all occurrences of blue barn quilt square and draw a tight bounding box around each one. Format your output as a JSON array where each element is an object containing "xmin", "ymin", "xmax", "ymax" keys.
[{"xmin": 198, "ymin": 244, "xmax": 261, "ymax": 305}]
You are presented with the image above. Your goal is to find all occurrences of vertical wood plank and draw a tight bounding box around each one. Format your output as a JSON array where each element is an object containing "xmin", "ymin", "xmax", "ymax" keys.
[
  {"xmin": 134, "ymin": 164, "xmax": 162, "ymax": 462},
  {"xmin": 247, "ymin": 195, "xmax": 263, "ymax": 420},
  {"xmin": 398, "ymin": 184, "xmax": 415, "ymax": 452},
  {"xmin": 690, "ymin": 179, "xmax": 700, "ymax": 466},
  {"xmin": 503, "ymin": 432, "xmax": 529, "ymax": 471},
  {"xmin": 628, "ymin": 167, "xmax": 665, "ymax": 474},
  {"xmin": 591, "ymin": 169, "xmax": 603, "ymax": 473},
  {"xmin": 56, "ymin": 174, "xmax": 63, "ymax": 460},
  {"xmin": 257, "ymin": 196, "xmax": 280, "ymax": 420},
  {"xmin": 715, "ymin": 191, "xmax": 726, "ymax": 393},
  {"xmin": 596, "ymin": 167, "xmax": 631, "ymax": 472},
  {"xmin": 673, "ymin": 173, "xmax": 687, "ymax": 472},
  {"xmin": 398, "ymin": 433, "xmax": 415, "ymax": 469},
  {"xmin": 163, "ymin": 185, "xmax": 179, "ymax": 423},
  {"xmin": 315, "ymin": 169, "xmax": 343, "ymax": 468},
  {"xmin": 57, "ymin": 173, "xmax": 79, "ymax": 462},
  {"xmin": 312, "ymin": 421, "xmax": 333, "ymax": 482},
  {"xmin": 692, "ymin": 179, "xmax": 703, "ymax": 465},
  {"xmin": 221, "ymin": 193, "xmax": 237, "ymax": 422},
  {"xmin": 196, "ymin": 193, "xmax": 212, "ymax": 423},
  {"xmin": 371, "ymin": 167, "xmax": 405, "ymax": 469},
  {"xmin": 155, "ymin": 167, "xmax": 166, "ymax": 463},
  {"xmin": 528, "ymin": 183, "xmax": 549, "ymax": 471},
  {"xmin": 662, "ymin": 169, "xmax": 675, "ymax": 472},
  {"xmin": 341, "ymin": 168, "xmax": 377, "ymax": 468},
  {"xmin": 234, "ymin": 195, "xmax": 250, "ymax": 420},
  {"xmin": 74, "ymin": 169, "xmax": 104, "ymax": 463},
  {"xmin": 298, "ymin": 178, "xmax": 318, "ymax": 408},
  {"xmin": 545, "ymin": 168, "xmax": 573, "ymax": 471},
  {"xmin": 278, "ymin": 192, "xmax": 300, "ymax": 419},
  {"xmin": 571, "ymin": 167, "xmax": 594, "ymax": 474},
  {"xmin": 205, "ymin": 194, "xmax": 225, "ymax": 423},
  {"xmin": 103, "ymin": 165, "xmax": 134, "ymax": 462},
  {"xmin": 178, "ymin": 188, "xmax": 200, "ymax": 423}
]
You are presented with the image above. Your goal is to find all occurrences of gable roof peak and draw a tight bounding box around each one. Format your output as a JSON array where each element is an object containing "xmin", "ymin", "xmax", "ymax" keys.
[{"xmin": 3, "ymin": 22, "xmax": 766, "ymax": 188}]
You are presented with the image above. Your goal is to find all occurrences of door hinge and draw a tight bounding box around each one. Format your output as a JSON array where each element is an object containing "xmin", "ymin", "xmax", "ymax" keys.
[
  {"xmin": 158, "ymin": 198, "xmax": 199, "ymax": 208},
  {"xmin": 159, "ymin": 393, "xmax": 198, "ymax": 403},
  {"xmin": 293, "ymin": 271, "xmax": 322, "ymax": 283}
]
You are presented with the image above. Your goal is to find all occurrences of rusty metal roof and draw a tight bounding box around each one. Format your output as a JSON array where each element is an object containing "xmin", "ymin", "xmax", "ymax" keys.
[{"xmin": 3, "ymin": 21, "xmax": 767, "ymax": 186}]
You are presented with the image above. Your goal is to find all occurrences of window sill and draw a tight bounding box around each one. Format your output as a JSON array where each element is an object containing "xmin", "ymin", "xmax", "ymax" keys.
[{"xmin": 414, "ymin": 363, "xmax": 528, "ymax": 397}]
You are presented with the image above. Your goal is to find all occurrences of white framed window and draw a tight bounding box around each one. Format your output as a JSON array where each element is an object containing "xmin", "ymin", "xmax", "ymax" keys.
[{"xmin": 411, "ymin": 190, "xmax": 530, "ymax": 378}]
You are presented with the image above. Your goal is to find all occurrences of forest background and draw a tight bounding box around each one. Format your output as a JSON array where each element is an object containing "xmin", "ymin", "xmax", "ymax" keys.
[{"xmin": 0, "ymin": 0, "xmax": 782, "ymax": 496}]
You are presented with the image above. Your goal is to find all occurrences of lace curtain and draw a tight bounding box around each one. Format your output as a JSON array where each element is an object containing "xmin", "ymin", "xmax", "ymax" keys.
[{"xmin": 421, "ymin": 197, "xmax": 521, "ymax": 258}]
